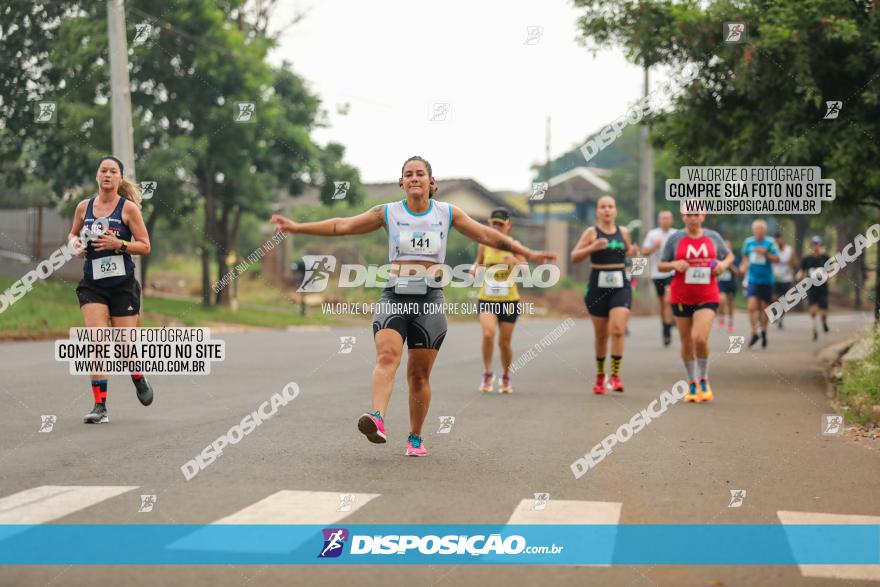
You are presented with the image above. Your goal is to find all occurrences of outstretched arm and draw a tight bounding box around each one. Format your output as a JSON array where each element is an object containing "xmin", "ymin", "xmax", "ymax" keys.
[
  {"xmin": 451, "ymin": 205, "xmax": 556, "ymax": 263},
  {"xmin": 270, "ymin": 204, "xmax": 385, "ymax": 236}
]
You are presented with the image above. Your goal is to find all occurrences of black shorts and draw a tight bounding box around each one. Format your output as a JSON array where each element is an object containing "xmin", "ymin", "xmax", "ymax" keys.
[
  {"xmin": 717, "ymin": 279, "xmax": 737, "ymax": 295},
  {"xmin": 372, "ymin": 287, "xmax": 447, "ymax": 350},
  {"xmin": 807, "ymin": 287, "xmax": 828, "ymax": 310},
  {"xmin": 671, "ymin": 302, "xmax": 719, "ymax": 318},
  {"xmin": 653, "ymin": 276, "xmax": 673, "ymax": 298},
  {"xmin": 478, "ymin": 300, "xmax": 520, "ymax": 324},
  {"xmin": 774, "ymin": 281, "xmax": 793, "ymax": 297},
  {"xmin": 76, "ymin": 276, "xmax": 141, "ymax": 316},
  {"xmin": 585, "ymin": 270, "xmax": 632, "ymax": 318}
]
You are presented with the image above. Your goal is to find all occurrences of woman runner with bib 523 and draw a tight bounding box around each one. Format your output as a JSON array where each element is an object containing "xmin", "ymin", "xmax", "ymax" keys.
[
  {"xmin": 67, "ymin": 156, "xmax": 154, "ymax": 424},
  {"xmin": 270, "ymin": 156, "xmax": 556, "ymax": 456}
]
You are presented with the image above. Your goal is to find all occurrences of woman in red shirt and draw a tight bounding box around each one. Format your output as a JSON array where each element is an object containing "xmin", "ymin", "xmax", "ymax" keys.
[{"xmin": 658, "ymin": 212, "xmax": 734, "ymax": 403}]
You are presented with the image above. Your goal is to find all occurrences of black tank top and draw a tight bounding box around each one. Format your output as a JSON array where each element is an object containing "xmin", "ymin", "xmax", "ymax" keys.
[
  {"xmin": 590, "ymin": 225, "xmax": 627, "ymax": 265},
  {"xmin": 83, "ymin": 196, "xmax": 135, "ymax": 286}
]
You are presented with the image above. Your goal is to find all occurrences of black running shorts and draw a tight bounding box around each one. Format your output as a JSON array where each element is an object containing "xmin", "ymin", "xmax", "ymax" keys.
[
  {"xmin": 584, "ymin": 270, "xmax": 632, "ymax": 317},
  {"xmin": 76, "ymin": 276, "xmax": 141, "ymax": 317},
  {"xmin": 671, "ymin": 301, "xmax": 719, "ymax": 318},
  {"xmin": 372, "ymin": 287, "xmax": 447, "ymax": 350}
]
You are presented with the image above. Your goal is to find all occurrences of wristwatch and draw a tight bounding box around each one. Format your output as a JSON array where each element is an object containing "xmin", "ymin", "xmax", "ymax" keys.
[{"xmin": 116, "ymin": 240, "xmax": 129, "ymax": 254}]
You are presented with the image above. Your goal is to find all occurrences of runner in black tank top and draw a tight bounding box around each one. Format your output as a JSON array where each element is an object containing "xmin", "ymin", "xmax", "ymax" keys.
[
  {"xmin": 67, "ymin": 156, "xmax": 154, "ymax": 424},
  {"xmin": 570, "ymin": 195, "xmax": 638, "ymax": 395}
]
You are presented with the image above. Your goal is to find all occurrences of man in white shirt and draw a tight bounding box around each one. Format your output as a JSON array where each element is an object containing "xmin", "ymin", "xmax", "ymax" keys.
[
  {"xmin": 641, "ymin": 210, "xmax": 677, "ymax": 346},
  {"xmin": 771, "ymin": 232, "xmax": 797, "ymax": 329}
]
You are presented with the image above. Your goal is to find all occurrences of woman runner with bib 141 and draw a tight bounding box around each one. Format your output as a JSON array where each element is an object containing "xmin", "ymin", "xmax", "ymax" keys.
[{"xmin": 270, "ymin": 156, "xmax": 556, "ymax": 456}]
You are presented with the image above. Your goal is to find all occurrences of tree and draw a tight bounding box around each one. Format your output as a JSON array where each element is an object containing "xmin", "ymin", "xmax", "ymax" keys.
[
  {"xmin": 573, "ymin": 0, "xmax": 880, "ymax": 320},
  {"xmin": 1, "ymin": 0, "xmax": 361, "ymax": 307}
]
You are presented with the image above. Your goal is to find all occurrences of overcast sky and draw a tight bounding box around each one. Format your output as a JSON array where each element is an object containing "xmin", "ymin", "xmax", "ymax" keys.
[{"xmin": 270, "ymin": 0, "xmax": 650, "ymax": 192}]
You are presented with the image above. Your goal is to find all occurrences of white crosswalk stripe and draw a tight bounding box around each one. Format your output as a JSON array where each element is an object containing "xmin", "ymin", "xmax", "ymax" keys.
[
  {"xmin": 169, "ymin": 490, "xmax": 380, "ymax": 554},
  {"xmin": 0, "ymin": 485, "xmax": 138, "ymax": 524},
  {"xmin": 777, "ymin": 510, "xmax": 880, "ymax": 581},
  {"xmin": 211, "ymin": 490, "xmax": 380, "ymax": 524},
  {"xmin": 506, "ymin": 499, "xmax": 622, "ymax": 566}
]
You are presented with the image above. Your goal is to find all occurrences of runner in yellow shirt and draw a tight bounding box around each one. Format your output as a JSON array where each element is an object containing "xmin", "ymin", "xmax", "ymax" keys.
[{"xmin": 473, "ymin": 208, "xmax": 526, "ymax": 394}]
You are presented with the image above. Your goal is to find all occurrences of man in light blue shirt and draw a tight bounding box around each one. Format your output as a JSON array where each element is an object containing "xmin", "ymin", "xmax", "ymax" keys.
[{"xmin": 740, "ymin": 219, "xmax": 779, "ymax": 348}]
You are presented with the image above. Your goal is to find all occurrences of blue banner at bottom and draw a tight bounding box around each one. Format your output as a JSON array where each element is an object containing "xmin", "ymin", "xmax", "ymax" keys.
[{"xmin": 0, "ymin": 524, "xmax": 877, "ymax": 565}]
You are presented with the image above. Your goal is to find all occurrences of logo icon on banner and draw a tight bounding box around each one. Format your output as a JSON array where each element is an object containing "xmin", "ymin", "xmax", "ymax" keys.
[
  {"xmin": 727, "ymin": 335, "xmax": 745, "ymax": 354},
  {"xmin": 338, "ymin": 336, "xmax": 356, "ymax": 354},
  {"xmin": 437, "ymin": 416, "xmax": 455, "ymax": 434},
  {"xmin": 139, "ymin": 181, "xmax": 157, "ymax": 200},
  {"xmin": 822, "ymin": 414, "xmax": 843, "ymax": 436},
  {"xmin": 728, "ymin": 489, "xmax": 746, "ymax": 508},
  {"xmin": 39, "ymin": 415, "xmax": 57, "ymax": 433},
  {"xmin": 138, "ymin": 494, "xmax": 157, "ymax": 512},
  {"xmin": 824, "ymin": 101, "xmax": 842, "ymax": 120},
  {"xmin": 532, "ymin": 493, "xmax": 550, "ymax": 511},
  {"xmin": 332, "ymin": 181, "xmax": 350, "ymax": 200},
  {"xmin": 318, "ymin": 528, "xmax": 349, "ymax": 558},
  {"xmin": 297, "ymin": 255, "xmax": 337, "ymax": 293},
  {"xmin": 530, "ymin": 182, "xmax": 549, "ymax": 201},
  {"xmin": 724, "ymin": 23, "xmax": 746, "ymax": 43}
]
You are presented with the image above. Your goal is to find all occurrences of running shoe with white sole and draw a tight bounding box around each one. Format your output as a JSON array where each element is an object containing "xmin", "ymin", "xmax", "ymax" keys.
[
  {"xmin": 357, "ymin": 411, "xmax": 386, "ymax": 444},
  {"xmin": 479, "ymin": 372, "xmax": 494, "ymax": 393},
  {"xmin": 498, "ymin": 374, "xmax": 513, "ymax": 394},
  {"xmin": 405, "ymin": 432, "xmax": 428, "ymax": 457},
  {"xmin": 133, "ymin": 375, "xmax": 153, "ymax": 406},
  {"xmin": 83, "ymin": 403, "xmax": 109, "ymax": 424}
]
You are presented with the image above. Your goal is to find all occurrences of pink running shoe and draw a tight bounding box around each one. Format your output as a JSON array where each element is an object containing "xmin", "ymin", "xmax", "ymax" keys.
[
  {"xmin": 357, "ymin": 411, "xmax": 386, "ymax": 444},
  {"xmin": 498, "ymin": 374, "xmax": 513, "ymax": 394},
  {"xmin": 608, "ymin": 375, "xmax": 625, "ymax": 393},
  {"xmin": 727, "ymin": 323, "xmax": 734, "ymax": 333},
  {"xmin": 479, "ymin": 371, "xmax": 494, "ymax": 393},
  {"xmin": 405, "ymin": 432, "xmax": 428, "ymax": 457},
  {"xmin": 592, "ymin": 375, "xmax": 607, "ymax": 395}
]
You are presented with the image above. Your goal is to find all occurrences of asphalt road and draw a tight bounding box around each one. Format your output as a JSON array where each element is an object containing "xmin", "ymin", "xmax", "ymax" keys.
[{"xmin": 1, "ymin": 311, "xmax": 878, "ymax": 586}]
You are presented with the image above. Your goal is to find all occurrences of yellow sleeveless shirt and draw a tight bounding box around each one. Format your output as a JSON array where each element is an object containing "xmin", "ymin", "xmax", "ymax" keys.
[{"xmin": 478, "ymin": 246, "xmax": 520, "ymax": 302}]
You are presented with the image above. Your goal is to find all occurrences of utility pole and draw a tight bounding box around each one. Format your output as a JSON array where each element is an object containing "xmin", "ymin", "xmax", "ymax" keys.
[
  {"xmin": 107, "ymin": 0, "xmax": 142, "ymax": 285},
  {"xmin": 638, "ymin": 65, "xmax": 654, "ymax": 293}
]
